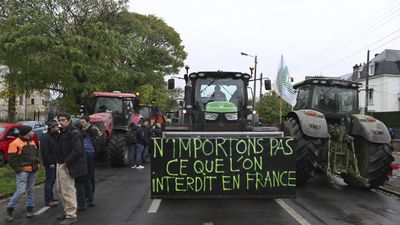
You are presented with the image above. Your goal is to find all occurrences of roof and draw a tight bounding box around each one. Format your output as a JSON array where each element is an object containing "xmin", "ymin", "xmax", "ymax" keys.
[
  {"xmin": 371, "ymin": 49, "xmax": 400, "ymax": 62},
  {"xmin": 293, "ymin": 77, "xmax": 361, "ymax": 89},
  {"xmin": 92, "ymin": 91, "xmax": 136, "ymax": 98},
  {"xmin": 189, "ymin": 71, "xmax": 251, "ymax": 79}
]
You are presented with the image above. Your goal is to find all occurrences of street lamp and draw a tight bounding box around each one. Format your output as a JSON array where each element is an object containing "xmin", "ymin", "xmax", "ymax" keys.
[{"xmin": 241, "ymin": 52, "xmax": 258, "ymax": 110}]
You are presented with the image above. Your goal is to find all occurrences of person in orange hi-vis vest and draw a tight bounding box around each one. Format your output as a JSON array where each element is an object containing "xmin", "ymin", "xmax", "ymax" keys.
[{"xmin": 5, "ymin": 125, "xmax": 40, "ymax": 222}]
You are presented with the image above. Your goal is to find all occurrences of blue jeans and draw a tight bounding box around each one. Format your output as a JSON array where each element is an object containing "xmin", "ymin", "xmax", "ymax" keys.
[
  {"xmin": 44, "ymin": 166, "xmax": 56, "ymax": 204},
  {"xmin": 128, "ymin": 144, "xmax": 136, "ymax": 167},
  {"xmin": 8, "ymin": 171, "xmax": 37, "ymax": 208},
  {"xmin": 135, "ymin": 144, "xmax": 144, "ymax": 166}
]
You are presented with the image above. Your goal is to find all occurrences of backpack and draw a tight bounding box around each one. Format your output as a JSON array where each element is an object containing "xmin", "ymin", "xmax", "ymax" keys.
[
  {"xmin": 82, "ymin": 137, "xmax": 95, "ymax": 160},
  {"xmin": 126, "ymin": 125, "xmax": 138, "ymax": 145}
]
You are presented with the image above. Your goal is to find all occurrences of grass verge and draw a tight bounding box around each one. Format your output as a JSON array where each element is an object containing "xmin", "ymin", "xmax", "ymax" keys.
[{"xmin": 0, "ymin": 165, "xmax": 45, "ymax": 198}]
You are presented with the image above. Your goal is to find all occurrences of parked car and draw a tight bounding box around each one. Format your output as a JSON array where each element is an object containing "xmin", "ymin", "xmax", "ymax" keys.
[
  {"xmin": 0, "ymin": 123, "xmax": 39, "ymax": 167},
  {"xmin": 17, "ymin": 120, "xmax": 45, "ymax": 139}
]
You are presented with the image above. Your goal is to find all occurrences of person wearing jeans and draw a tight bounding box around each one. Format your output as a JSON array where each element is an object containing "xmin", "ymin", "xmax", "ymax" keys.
[
  {"xmin": 40, "ymin": 120, "xmax": 60, "ymax": 207},
  {"xmin": 6, "ymin": 125, "xmax": 40, "ymax": 222},
  {"xmin": 135, "ymin": 121, "xmax": 146, "ymax": 169}
]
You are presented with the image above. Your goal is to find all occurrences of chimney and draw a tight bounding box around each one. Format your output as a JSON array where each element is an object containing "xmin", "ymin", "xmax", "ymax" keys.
[
  {"xmin": 353, "ymin": 64, "xmax": 360, "ymax": 71},
  {"xmin": 375, "ymin": 53, "xmax": 379, "ymax": 57}
]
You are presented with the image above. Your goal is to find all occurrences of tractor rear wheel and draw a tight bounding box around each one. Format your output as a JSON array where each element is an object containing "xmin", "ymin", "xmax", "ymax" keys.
[
  {"xmin": 109, "ymin": 132, "xmax": 128, "ymax": 167},
  {"xmin": 343, "ymin": 138, "xmax": 393, "ymax": 189},
  {"xmin": 284, "ymin": 118, "xmax": 319, "ymax": 185}
]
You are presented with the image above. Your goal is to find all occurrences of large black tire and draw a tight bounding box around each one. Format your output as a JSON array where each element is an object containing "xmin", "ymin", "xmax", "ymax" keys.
[
  {"xmin": 343, "ymin": 138, "xmax": 393, "ymax": 189},
  {"xmin": 284, "ymin": 118, "xmax": 320, "ymax": 185},
  {"xmin": 109, "ymin": 132, "xmax": 128, "ymax": 167}
]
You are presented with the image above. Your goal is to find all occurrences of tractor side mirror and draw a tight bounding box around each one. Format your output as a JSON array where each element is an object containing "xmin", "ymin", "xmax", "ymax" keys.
[
  {"xmin": 168, "ymin": 79, "xmax": 175, "ymax": 89},
  {"xmin": 264, "ymin": 80, "xmax": 271, "ymax": 90}
]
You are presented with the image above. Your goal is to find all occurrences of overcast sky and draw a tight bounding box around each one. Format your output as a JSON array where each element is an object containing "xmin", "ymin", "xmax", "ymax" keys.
[{"xmin": 129, "ymin": 0, "xmax": 400, "ymax": 87}]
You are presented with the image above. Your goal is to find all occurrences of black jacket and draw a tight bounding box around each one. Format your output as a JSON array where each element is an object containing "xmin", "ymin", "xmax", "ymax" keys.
[
  {"xmin": 56, "ymin": 124, "xmax": 87, "ymax": 178},
  {"xmin": 136, "ymin": 126, "xmax": 146, "ymax": 145},
  {"xmin": 83, "ymin": 123, "xmax": 101, "ymax": 151},
  {"xmin": 40, "ymin": 132, "xmax": 58, "ymax": 167}
]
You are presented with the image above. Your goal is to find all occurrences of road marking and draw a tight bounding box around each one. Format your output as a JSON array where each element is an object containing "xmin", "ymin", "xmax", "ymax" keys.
[
  {"xmin": 148, "ymin": 199, "xmax": 162, "ymax": 213},
  {"xmin": 33, "ymin": 206, "xmax": 50, "ymax": 216},
  {"xmin": 275, "ymin": 199, "xmax": 311, "ymax": 225},
  {"xmin": 203, "ymin": 222, "xmax": 213, "ymax": 225}
]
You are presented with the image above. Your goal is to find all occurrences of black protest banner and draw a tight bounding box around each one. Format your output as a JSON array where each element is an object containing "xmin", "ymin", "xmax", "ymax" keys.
[{"xmin": 151, "ymin": 137, "xmax": 295, "ymax": 198}]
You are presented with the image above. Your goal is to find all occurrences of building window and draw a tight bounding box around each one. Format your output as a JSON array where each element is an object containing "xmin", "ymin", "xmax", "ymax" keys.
[
  {"xmin": 368, "ymin": 63, "xmax": 375, "ymax": 76},
  {"xmin": 368, "ymin": 89, "xmax": 374, "ymax": 105},
  {"xmin": 31, "ymin": 98, "xmax": 34, "ymax": 105},
  {"xmin": 19, "ymin": 96, "xmax": 23, "ymax": 105}
]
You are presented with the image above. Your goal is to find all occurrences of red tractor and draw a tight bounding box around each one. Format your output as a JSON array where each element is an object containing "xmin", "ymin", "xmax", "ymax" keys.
[{"xmin": 86, "ymin": 91, "xmax": 140, "ymax": 167}]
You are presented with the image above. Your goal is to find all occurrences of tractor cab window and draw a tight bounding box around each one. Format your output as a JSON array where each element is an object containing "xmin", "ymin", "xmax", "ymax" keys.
[
  {"xmin": 195, "ymin": 78, "xmax": 245, "ymax": 109},
  {"xmin": 312, "ymin": 86, "xmax": 358, "ymax": 113},
  {"xmin": 95, "ymin": 97, "xmax": 122, "ymax": 113},
  {"xmin": 294, "ymin": 86, "xmax": 310, "ymax": 109}
]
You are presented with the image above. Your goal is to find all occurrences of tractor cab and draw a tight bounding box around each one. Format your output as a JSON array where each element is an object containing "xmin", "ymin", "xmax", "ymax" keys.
[
  {"xmin": 88, "ymin": 91, "xmax": 137, "ymax": 129},
  {"xmin": 293, "ymin": 78, "xmax": 361, "ymax": 119},
  {"xmin": 182, "ymin": 71, "xmax": 252, "ymax": 131}
]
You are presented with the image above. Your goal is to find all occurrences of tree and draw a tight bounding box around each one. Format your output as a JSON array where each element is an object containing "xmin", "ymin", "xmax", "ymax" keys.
[
  {"xmin": 0, "ymin": 0, "xmax": 187, "ymax": 114},
  {"xmin": 256, "ymin": 91, "xmax": 291, "ymax": 126}
]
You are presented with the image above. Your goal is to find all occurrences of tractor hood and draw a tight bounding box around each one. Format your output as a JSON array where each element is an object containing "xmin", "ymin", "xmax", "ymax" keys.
[{"xmin": 205, "ymin": 101, "xmax": 237, "ymax": 113}]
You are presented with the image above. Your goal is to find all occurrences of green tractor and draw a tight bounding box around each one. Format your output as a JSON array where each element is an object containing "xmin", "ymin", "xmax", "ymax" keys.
[
  {"xmin": 285, "ymin": 77, "xmax": 394, "ymax": 188},
  {"xmin": 167, "ymin": 71, "xmax": 274, "ymax": 132},
  {"xmin": 153, "ymin": 71, "xmax": 294, "ymax": 198}
]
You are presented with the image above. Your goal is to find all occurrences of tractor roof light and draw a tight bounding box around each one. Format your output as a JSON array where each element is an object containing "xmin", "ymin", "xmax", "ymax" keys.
[
  {"xmin": 189, "ymin": 74, "xmax": 197, "ymax": 78},
  {"xmin": 186, "ymin": 104, "xmax": 193, "ymax": 109},
  {"xmin": 198, "ymin": 73, "xmax": 205, "ymax": 77},
  {"xmin": 312, "ymin": 80, "xmax": 319, "ymax": 84},
  {"xmin": 243, "ymin": 74, "xmax": 250, "ymax": 79},
  {"xmin": 252, "ymin": 110, "xmax": 257, "ymax": 115},
  {"xmin": 320, "ymin": 80, "xmax": 327, "ymax": 84},
  {"xmin": 235, "ymin": 73, "xmax": 242, "ymax": 78}
]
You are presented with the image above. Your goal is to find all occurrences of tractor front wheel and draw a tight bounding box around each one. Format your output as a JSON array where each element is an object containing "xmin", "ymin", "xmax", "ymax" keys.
[
  {"xmin": 109, "ymin": 132, "xmax": 128, "ymax": 167},
  {"xmin": 343, "ymin": 138, "xmax": 393, "ymax": 189},
  {"xmin": 284, "ymin": 118, "xmax": 320, "ymax": 185}
]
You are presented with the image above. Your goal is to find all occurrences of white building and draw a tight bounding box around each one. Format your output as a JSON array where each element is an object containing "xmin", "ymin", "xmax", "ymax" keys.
[
  {"xmin": 0, "ymin": 65, "xmax": 50, "ymax": 121},
  {"xmin": 351, "ymin": 49, "xmax": 400, "ymax": 113}
]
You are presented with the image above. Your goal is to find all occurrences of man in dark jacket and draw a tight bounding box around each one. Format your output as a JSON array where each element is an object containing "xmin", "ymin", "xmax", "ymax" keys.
[
  {"xmin": 79, "ymin": 115, "xmax": 101, "ymax": 192},
  {"xmin": 40, "ymin": 120, "xmax": 60, "ymax": 207},
  {"xmin": 56, "ymin": 113, "xmax": 87, "ymax": 225}
]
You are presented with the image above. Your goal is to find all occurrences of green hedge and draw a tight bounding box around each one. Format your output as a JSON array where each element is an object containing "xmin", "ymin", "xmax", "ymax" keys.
[{"xmin": 370, "ymin": 111, "xmax": 400, "ymax": 127}]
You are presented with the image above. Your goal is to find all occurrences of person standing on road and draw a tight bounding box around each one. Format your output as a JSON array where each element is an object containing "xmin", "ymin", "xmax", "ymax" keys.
[
  {"xmin": 142, "ymin": 119, "xmax": 151, "ymax": 163},
  {"xmin": 40, "ymin": 120, "xmax": 60, "ymax": 208},
  {"xmin": 79, "ymin": 116, "xmax": 101, "ymax": 193},
  {"xmin": 5, "ymin": 125, "xmax": 40, "ymax": 222},
  {"xmin": 56, "ymin": 113, "xmax": 87, "ymax": 225},
  {"xmin": 127, "ymin": 122, "xmax": 140, "ymax": 168},
  {"xmin": 134, "ymin": 120, "xmax": 146, "ymax": 169}
]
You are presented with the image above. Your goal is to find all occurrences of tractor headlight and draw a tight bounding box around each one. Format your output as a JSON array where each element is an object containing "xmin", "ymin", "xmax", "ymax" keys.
[
  {"xmin": 225, "ymin": 113, "xmax": 238, "ymax": 121},
  {"xmin": 205, "ymin": 112, "xmax": 218, "ymax": 120}
]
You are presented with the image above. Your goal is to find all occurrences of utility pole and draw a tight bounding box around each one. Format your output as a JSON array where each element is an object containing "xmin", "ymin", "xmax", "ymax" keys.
[
  {"xmin": 365, "ymin": 50, "xmax": 370, "ymax": 115},
  {"xmin": 253, "ymin": 55, "xmax": 257, "ymax": 110},
  {"xmin": 259, "ymin": 73, "xmax": 263, "ymax": 98}
]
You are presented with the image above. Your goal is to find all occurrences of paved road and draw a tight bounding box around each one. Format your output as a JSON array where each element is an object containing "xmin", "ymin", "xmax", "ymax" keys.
[{"xmin": 1, "ymin": 164, "xmax": 400, "ymax": 225}]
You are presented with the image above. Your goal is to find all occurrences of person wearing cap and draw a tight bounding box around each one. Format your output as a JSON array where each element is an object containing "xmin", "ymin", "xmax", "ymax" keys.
[
  {"xmin": 40, "ymin": 120, "xmax": 60, "ymax": 208},
  {"xmin": 5, "ymin": 125, "xmax": 40, "ymax": 222}
]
